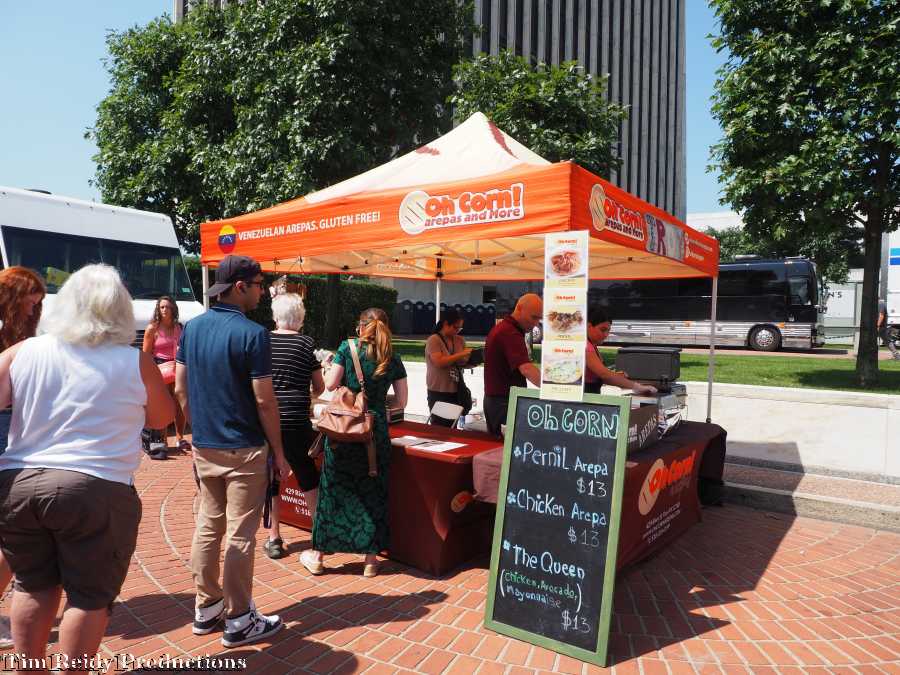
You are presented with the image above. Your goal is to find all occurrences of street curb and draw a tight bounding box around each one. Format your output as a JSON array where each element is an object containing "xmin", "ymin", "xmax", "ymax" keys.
[
  {"xmin": 725, "ymin": 482, "xmax": 900, "ymax": 533},
  {"xmin": 724, "ymin": 454, "xmax": 900, "ymax": 486}
]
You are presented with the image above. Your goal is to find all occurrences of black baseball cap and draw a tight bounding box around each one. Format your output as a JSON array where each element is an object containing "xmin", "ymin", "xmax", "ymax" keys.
[{"xmin": 206, "ymin": 255, "xmax": 262, "ymax": 297}]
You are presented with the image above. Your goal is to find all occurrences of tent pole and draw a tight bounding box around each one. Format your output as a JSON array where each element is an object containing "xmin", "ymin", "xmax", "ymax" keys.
[
  {"xmin": 435, "ymin": 257, "xmax": 443, "ymax": 323},
  {"xmin": 202, "ymin": 265, "xmax": 210, "ymax": 310},
  {"xmin": 705, "ymin": 276, "xmax": 718, "ymax": 423}
]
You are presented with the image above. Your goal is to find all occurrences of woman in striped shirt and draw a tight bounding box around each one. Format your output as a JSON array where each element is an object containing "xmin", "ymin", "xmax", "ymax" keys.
[{"xmin": 262, "ymin": 292, "xmax": 325, "ymax": 560}]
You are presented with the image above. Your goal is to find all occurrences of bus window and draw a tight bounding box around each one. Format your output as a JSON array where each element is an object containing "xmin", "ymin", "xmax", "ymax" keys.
[
  {"xmin": 100, "ymin": 239, "xmax": 190, "ymax": 300},
  {"xmin": 719, "ymin": 268, "xmax": 784, "ymax": 297},
  {"xmin": 748, "ymin": 269, "xmax": 784, "ymax": 295},
  {"xmin": 677, "ymin": 277, "xmax": 710, "ymax": 297},
  {"xmin": 2, "ymin": 226, "xmax": 195, "ymax": 301},
  {"xmin": 718, "ymin": 270, "xmax": 750, "ymax": 297},
  {"xmin": 632, "ymin": 279, "xmax": 676, "ymax": 299},
  {"xmin": 789, "ymin": 276, "xmax": 812, "ymax": 305},
  {"xmin": 604, "ymin": 281, "xmax": 630, "ymax": 298},
  {"xmin": 2, "ymin": 226, "xmax": 102, "ymax": 291},
  {"xmin": 68, "ymin": 238, "xmax": 104, "ymax": 276}
]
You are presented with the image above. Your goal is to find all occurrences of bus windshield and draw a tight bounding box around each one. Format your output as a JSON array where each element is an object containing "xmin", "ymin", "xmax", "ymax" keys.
[
  {"xmin": 2, "ymin": 226, "xmax": 195, "ymax": 301},
  {"xmin": 788, "ymin": 276, "xmax": 811, "ymax": 305}
]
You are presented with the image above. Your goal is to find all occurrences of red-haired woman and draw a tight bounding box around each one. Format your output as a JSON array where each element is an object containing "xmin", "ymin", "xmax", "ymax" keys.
[
  {"xmin": 0, "ymin": 266, "xmax": 46, "ymax": 649},
  {"xmin": 0, "ymin": 267, "xmax": 44, "ymax": 355},
  {"xmin": 301, "ymin": 308, "xmax": 408, "ymax": 579}
]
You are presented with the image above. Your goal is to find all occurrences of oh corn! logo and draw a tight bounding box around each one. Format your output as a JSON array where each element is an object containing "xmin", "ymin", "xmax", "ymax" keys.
[
  {"xmin": 588, "ymin": 184, "xmax": 645, "ymax": 243},
  {"xmin": 398, "ymin": 183, "xmax": 525, "ymax": 235},
  {"xmin": 637, "ymin": 451, "xmax": 696, "ymax": 515},
  {"xmin": 217, "ymin": 225, "xmax": 237, "ymax": 254}
]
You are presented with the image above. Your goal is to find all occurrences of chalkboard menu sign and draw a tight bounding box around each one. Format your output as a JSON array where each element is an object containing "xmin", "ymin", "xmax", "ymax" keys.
[{"xmin": 484, "ymin": 387, "xmax": 629, "ymax": 667}]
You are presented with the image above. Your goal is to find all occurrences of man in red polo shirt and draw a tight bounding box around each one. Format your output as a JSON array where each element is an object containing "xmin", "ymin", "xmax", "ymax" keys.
[{"xmin": 483, "ymin": 293, "xmax": 543, "ymax": 435}]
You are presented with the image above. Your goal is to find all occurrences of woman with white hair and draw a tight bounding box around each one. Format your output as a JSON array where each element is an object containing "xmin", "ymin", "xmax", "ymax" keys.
[
  {"xmin": 262, "ymin": 291, "xmax": 325, "ymax": 560},
  {"xmin": 0, "ymin": 264, "xmax": 173, "ymax": 663}
]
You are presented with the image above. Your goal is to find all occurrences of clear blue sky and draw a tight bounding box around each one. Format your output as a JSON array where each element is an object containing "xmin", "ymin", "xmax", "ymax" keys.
[
  {"xmin": 0, "ymin": 1, "xmax": 727, "ymax": 214},
  {"xmin": 0, "ymin": 1, "xmax": 171, "ymax": 201},
  {"xmin": 685, "ymin": 1, "xmax": 728, "ymax": 213}
]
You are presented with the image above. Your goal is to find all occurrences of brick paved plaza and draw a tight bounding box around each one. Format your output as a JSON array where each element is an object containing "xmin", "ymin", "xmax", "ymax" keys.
[{"xmin": 3, "ymin": 448, "xmax": 898, "ymax": 674}]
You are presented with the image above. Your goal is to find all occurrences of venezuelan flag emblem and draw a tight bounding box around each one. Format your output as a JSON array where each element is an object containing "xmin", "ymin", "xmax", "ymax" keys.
[{"xmin": 218, "ymin": 225, "xmax": 237, "ymax": 254}]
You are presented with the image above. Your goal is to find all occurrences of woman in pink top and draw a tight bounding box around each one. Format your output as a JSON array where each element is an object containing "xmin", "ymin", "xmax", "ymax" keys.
[
  {"xmin": 142, "ymin": 296, "xmax": 188, "ymax": 452},
  {"xmin": 585, "ymin": 306, "xmax": 658, "ymax": 396}
]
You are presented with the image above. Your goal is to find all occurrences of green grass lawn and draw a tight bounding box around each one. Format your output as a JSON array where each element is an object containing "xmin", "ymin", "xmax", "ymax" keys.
[
  {"xmin": 668, "ymin": 350, "xmax": 900, "ymax": 394},
  {"xmin": 393, "ymin": 339, "xmax": 900, "ymax": 395}
]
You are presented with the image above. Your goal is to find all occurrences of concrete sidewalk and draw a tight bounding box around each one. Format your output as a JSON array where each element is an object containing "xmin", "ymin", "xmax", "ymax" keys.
[{"xmin": 2, "ymin": 449, "xmax": 898, "ymax": 674}]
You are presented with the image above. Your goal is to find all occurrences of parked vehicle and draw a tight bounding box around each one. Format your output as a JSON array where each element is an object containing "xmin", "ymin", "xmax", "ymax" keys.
[
  {"xmin": 0, "ymin": 186, "xmax": 204, "ymax": 343},
  {"xmin": 589, "ymin": 257, "xmax": 826, "ymax": 351},
  {"xmin": 886, "ymin": 230, "xmax": 900, "ymax": 331}
]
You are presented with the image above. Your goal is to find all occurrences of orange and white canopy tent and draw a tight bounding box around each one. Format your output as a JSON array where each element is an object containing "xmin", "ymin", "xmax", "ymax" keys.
[{"xmin": 200, "ymin": 113, "xmax": 719, "ymax": 282}]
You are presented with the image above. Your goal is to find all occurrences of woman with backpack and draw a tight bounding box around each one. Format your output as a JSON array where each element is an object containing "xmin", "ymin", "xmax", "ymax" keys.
[{"xmin": 300, "ymin": 308, "xmax": 408, "ymax": 578}]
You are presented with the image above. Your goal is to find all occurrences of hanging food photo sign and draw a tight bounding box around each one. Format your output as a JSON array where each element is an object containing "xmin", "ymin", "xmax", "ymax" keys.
[{"xmin": 541, "ymin": 231, "xmax": 589, "ymax": 402}]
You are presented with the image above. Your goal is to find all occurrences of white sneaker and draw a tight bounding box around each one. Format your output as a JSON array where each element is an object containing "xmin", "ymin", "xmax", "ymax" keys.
[
  {"xmin": 221, "ymin": 603, "xmax": 282, "ymax": 648},
  {"xmin": 192, "ymin": 598, "xmax": 225, "ymax": 635},
  {"xmin": 0, "ymin": 615, "xmax": 13, "ymax": 649}
]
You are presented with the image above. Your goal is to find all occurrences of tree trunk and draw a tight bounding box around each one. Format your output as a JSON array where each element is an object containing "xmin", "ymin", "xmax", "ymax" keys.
[
  {"xmin": 855, "ymin": 210, "xmax": 883, "ymax": 386},
  {"xmin": 324, "ymin": 274, "xmax": 342, "ymax": 349}
]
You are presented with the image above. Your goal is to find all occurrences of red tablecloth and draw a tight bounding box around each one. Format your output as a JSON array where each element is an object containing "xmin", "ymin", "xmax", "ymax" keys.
[
  {"xmin": 472, "ymin": 421, "xmax": 726, "ymax": 570},
  {"xmin": 277, "ymin": 421, "xmax": 503, "ymax": 576}
]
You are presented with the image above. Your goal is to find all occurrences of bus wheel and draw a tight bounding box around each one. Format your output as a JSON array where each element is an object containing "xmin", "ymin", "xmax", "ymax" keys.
[{"xmin": 749, "ymin": 325, "xmax": 782, "ymax": 351}]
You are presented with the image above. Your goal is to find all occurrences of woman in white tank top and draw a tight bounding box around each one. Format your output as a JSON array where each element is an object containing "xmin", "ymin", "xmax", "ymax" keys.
[{"xmin": 0, "ymin": 264, "xmax": 173, "ymax": 663}]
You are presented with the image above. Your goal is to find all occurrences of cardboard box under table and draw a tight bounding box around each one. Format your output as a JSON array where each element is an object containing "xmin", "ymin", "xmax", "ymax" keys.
[
  {"xmin": 277, "ymin": 421, "xmax": 503, "ymax": 576},
  {"xmin": 472, "ymin": 421, "xmax": 726, "ymax": 570}
]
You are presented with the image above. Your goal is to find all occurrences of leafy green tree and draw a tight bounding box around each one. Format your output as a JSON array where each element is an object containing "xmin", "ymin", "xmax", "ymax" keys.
[
  {"xmin": 702, "ymin": 227, "xmax": 758, "ymax": 262},
  {"xmin": 90, "ymin": 0, "xmax": 472, "ymax": 345},
  {"xmin": 709, "ymin": 0, "xmax": 900, "ymax": 385},
  {"xmin": 450, "ymin": 51, "xmax": 627, "ymax": 178},
  {"xmin": 703, "ymin": 225, "xmax": 861, "ymax": 283}
]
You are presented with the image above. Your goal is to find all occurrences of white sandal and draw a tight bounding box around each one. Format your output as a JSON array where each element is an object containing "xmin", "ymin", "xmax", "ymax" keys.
[{"xmin": 300, "ymin": 550, "xmax": 324, "ymax": 576}]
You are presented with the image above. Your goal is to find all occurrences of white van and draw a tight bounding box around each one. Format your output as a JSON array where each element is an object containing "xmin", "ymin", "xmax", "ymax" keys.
[{"xmin": 0, "ymin": 186, "xmax": 204, "ymax": 342}]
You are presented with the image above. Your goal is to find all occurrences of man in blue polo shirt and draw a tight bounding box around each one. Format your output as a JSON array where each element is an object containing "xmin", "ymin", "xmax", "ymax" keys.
[{"xmin": 175, "ymin": 255, "xmax": 289, "ymax": 648}]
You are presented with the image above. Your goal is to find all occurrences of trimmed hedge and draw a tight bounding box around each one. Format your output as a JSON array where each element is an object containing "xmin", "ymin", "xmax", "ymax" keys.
[
  {"xmin": 184, "ymin": 258, "xmax": 396, "ymax": 348},
  {"xmin": 292, "ymin": 276, "xmax": 397, "ymax": 348}
]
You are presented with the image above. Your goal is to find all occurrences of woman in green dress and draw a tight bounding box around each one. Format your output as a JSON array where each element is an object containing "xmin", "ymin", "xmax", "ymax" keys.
[{"xmin": 301, "ymin": 308, "xmax": 408, "ymax": 578}]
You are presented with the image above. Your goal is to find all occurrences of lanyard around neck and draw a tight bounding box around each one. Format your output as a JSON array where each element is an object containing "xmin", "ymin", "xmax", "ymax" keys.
[{"xmin": 439, "ymin": 333, "xmax": 455, "ymax": 355}]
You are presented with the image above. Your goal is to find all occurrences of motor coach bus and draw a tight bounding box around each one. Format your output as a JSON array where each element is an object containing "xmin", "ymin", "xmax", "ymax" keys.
[
  {"xmin": 588, "ymin": 257, "xmax": 826, "ymax": 351},
  {"xmin": 0, "ymin": 186, "xmax": 204, "ymax": 343}
]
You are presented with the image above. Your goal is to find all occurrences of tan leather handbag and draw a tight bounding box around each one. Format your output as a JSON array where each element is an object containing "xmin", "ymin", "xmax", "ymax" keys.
[{"xmin": 316, "ymin": 339, "xmax": 378, "ymax": 476}]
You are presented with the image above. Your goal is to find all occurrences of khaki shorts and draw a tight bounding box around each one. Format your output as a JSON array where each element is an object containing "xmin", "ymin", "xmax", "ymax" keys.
[{"xmin": 0, "ymin": 468, "xmax": 142, "ymax": 611}]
